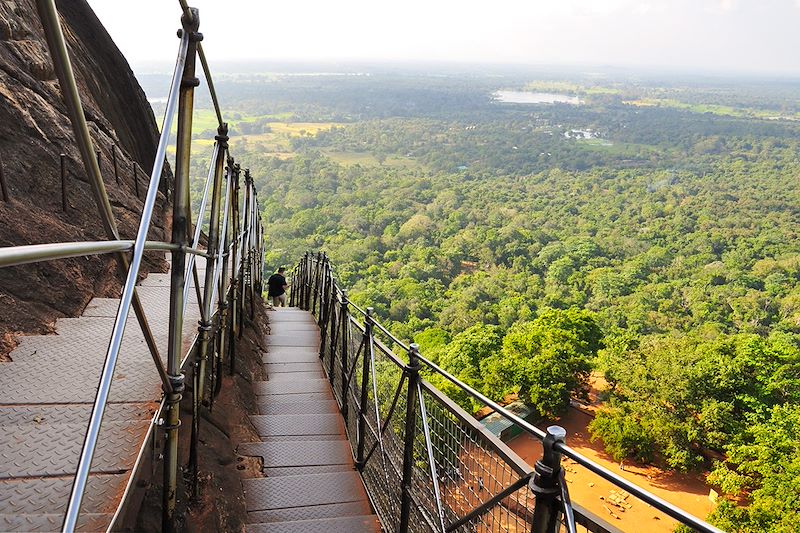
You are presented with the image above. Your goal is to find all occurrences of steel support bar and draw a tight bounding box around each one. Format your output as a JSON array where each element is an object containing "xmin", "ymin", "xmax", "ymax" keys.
[
  {"xmin": 446, "ymin": 475, "xmax": 531, "ymax": 532},
  {"xmin": 163, "ymin": 9, "xmax": 200, "ymax": 532},
  {"xmin": 356, "ymin": 307, "xmax": 375, "ymax": 468},
  {"xmin": 228, "ymin": 164, "xmax": 241, "ymax": 373},
  {"xmin": 190, "ymin": 125, "xmax": 228, "ymax": 498},
  {"xmin": 35, "ymin": 0, "xmax": 171, "ymax": 412},
  {"xmin": 0, "ymin": 240, "xmax": 188, "ymax": 269},
  {"xmin": 399, "ymin": 344, "xmax": 421, "ymax": 533},
  {"xmin": 340, "ymin": 290, "xmax": 350, "ymax": 419},
  {"xmin": 530, "ymin": 426, "xmax": 567, "ymax": 533}
]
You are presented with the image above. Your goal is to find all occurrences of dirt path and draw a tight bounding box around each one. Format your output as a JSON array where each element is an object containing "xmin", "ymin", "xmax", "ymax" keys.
[{"xmin": 507, "ymin": 408, "xmax": 714, "ymax": 533}]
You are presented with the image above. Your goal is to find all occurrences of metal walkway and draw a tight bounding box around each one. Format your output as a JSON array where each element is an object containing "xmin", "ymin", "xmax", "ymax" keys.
[
  {"xmin": 0, "ymin": 261, "xmax": 203, "ymax": 532},
  {"xmin": 239, "ymin": 308, "xmax": 381, "ymax": 533}
]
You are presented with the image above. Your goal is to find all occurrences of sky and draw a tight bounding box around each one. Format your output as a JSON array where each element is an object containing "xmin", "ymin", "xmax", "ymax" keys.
[{"xmin": 87, "ymin": 0, "xmax": 800, "ymax": 75}]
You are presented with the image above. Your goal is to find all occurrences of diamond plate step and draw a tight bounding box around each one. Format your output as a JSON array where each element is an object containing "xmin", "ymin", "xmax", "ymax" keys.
[
  {"xmin": 263, "ymin": 362, "xmax": 322, "ymax": 373},
  {"xmin": 246, "ymin": 501, "xmax": 372, "ymax": 524},
  {"xmin": 269, "ymin": 323, "xmax": 321, "ymax": 332},
  {"xmin": 258, "ymin": 392, "xmax": 334, "ymax": 403},
  {"xmin": 0, "ymin": 474, "xmax": 127, "ymax": 514},
  {"xmin": 0, "ymin": 403, "xmax": 155, "ymax": 426},
  {"xmin": 254, "ymin": 379, "xmax": 331, "ymax": 395},
  {"xmin": 256, "ymin": 399, "xmax": 339, "ymax": 415},
  {"xmin": 249, "ymin": 414, "xmax": 344, "ymax": 437},
  {"xmin": 268, "ymin": 371, "xmax": 325, "ymax": 381},
  {"xmin": 266, "ymin": 332, "xmax": 320, "ymax": 347},
  {"xmin": 266, "ymin": 312, "xmax": 317, "ymax": 323},
  {"xmin": 0, "ymin": 421, "xmax": 148, "ymax": 479},
  {"xmin": 239, "ymin": 440, "xmax": 352, "ymax": 468},
  {"xmin": 243, "ymin": 471, "xmax": 368, "ymax": 511},
  {"xmin": 0, "ymin": 513, "xmax": 113, "ymax": 532},
  {"xmin": 246, "ymin": 515, "xmax": 381, "ymax": 533},
  {"xmin": 263, "ymin": 352, "xmax": 320, "ymax": 364}
]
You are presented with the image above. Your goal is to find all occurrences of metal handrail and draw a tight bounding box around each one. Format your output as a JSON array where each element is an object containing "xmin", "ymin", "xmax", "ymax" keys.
[
  {"xmin": 60, "ymin": 25, "xmax": 191, "ymax": 533},
  {"xmin": 0, "ymin": 240, "xmax": 206, "ymax": 268},
  {"xmin": 0, "ymin": 3, "xmax": 266, "ymax": 531},
  {"xmin": 296, "ymin": 253, "xmax": 726, "ymax": 533}
]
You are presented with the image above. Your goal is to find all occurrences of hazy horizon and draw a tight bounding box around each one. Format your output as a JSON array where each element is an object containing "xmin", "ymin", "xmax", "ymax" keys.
[{"xmin": 88, "ymin": 0, "xmax": 800, "ymax": 78}]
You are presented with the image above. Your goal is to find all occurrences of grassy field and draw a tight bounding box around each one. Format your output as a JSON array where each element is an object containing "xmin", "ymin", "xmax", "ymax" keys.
[
  {"xmin": 522, "ymin": 81, "xmax": 623, "ymax": 95},
  {"xmin": 322, "ymin": 150, "xmax": 420, "ymax": 168},
  {"xmin": 624, "ymin": 98, "xmax": 800, "ymax": 120}
]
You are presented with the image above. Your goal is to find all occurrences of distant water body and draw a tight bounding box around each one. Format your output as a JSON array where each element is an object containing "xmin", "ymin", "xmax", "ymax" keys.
[{"xmin": 493, "ymin": 90, "xmax": 583, "ymax": 105}]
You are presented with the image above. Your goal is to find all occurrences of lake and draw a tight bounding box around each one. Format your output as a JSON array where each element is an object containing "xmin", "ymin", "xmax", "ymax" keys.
[{"xmin": 493, "ymin": 90, "xmax": 583, "ymax": 105}]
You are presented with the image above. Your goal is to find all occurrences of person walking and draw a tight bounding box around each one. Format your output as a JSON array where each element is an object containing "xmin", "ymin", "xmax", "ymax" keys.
[{"xmin": 267, "ymin": 267, "xmax": 289, "ymax": 307}]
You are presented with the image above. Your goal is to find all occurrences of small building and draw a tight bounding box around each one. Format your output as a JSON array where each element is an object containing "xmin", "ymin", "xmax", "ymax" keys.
[{"xmin": 479, "ymin": 401, "xmax": 539, "ymax": 442}]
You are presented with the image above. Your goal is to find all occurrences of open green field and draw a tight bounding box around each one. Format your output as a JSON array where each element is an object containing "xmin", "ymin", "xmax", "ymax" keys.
[
  {"xmin": 322, "ymin": 150, "xmax": 420, "ymax": 168},
  {"xmin": 624, "ymin": 97, "xmax": 800, "ymax": 120}
]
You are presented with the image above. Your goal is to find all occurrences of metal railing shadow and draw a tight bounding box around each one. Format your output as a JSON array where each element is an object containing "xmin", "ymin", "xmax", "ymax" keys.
[{"xmin": 292, "ymin": 252, "xmax": 725, "ymax": 533}]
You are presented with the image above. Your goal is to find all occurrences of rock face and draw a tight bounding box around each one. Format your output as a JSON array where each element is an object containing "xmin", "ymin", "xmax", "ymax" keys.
[{"xmin": 0, "ymin": 0, "xmax": 171, "ymax": 358}]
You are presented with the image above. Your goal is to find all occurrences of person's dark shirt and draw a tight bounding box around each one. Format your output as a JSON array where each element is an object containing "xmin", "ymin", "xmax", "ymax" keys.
[{"xmin": 267, "ymin": 273, "xmax": 287, "ymax": 297}]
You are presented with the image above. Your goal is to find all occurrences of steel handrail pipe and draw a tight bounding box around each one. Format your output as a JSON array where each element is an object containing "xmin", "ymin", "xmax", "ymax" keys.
[
  {"xmin": 35, "ymin": 0, "xmax": 171, "ymax": 398},
  {"xmin": 60, "ymin": 26, "xmax": 191, "ymax": 533},
  {"xmin": 182, "ymin": 143, "xmax": 220, "ymax": 319},
  {"xmin": 310, "ymin": 254, "xmax": 724, "ymax": 533},
  {"xmin": 0, "ymin": 240, "xmax": 208, "ymax": 269},
  {"xmin": 197, "ymin": 44, "xmax": 223, "ymax": 128},
  {"xmin": 413, "ymin": 351, "xmax": 724, "ymax": 533},
  {"xmin": 0, "ymin": 240, "xmax": 173, "ymax": 268},
  {"xmin": 210, "ymin": 161, "xmax": 233, "ymax": 311}
]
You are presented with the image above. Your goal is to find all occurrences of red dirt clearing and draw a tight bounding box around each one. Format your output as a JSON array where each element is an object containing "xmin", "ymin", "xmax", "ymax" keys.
[{"xmin": 507, "ymin": 407, "xmax": 715, "ymax": 533}]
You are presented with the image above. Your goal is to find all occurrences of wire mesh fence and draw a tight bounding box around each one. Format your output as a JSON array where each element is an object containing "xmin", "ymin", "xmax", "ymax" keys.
[{"xmin": 297, "ymin": 252, "xmax": 720, "ymax": 533}]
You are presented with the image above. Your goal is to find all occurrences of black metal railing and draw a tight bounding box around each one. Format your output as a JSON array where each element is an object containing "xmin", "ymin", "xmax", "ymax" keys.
[
  {"xmin": 292, "ymin": 252, "xmax": 724, "ymax": 533},
  {"xmin": 0, "ymin": 2, "xmax": 264, "ymax": 532}
]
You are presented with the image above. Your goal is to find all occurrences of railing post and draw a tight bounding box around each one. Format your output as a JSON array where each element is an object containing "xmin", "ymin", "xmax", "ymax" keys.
[
  {"xmin": 328, "ymin": 280, "xmax": 338, "ymax": 381},
  {"xmin": 304, "ymin": 251, "xmax": 313, "ymax": 311},
  {"xmin": 0, "ymin": 154, "xmax": 8, "ymax": 202},
  {"xmin": 215, "ymin": 160, "xmax": 234, "ymax": 396},
  {"xmin": 399, "ymin": 343, "xmax": 421, "ymax": 533},
  {"xmin": 290, "ymin": 264, "xmax": 298, "ymax": 307},
  {"xmin": 311, "ymin": 251, "xmax": 321, "ymax": 315},
  {"xmin": 228, "ymin": 164, "xmax": 240, "ymax": 374},
  {"xmin": 189, "ymin": 123, "xmax": 228, "ymax": 499},
  {"xmin": 318, "ymin": 260, "xmax": 330, "ymax": 359},
  {"xmin": 530, "ymin": 425, "xmax": 568, "ymax": 533},
  {"xmin": 356, "ymin": 307, "xmax": 375, "ymax": 469},
  {"xmin": 340, "ymin": 289, "xmax": 350, "ymax": 419},
  {"xmin": 238, "ymin": 170, "xmax": 251, "ymax": 338},
  {"xmin": 60, "ymin": 153, "xmax": 68, "ymax": 212},
  {"xmin": 112, "ymin": 144, "xmax": 120, "ymax": 185},
  {"xmin": 162, "ymin": 8, "xmax": 200, "ymax": 532}
]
